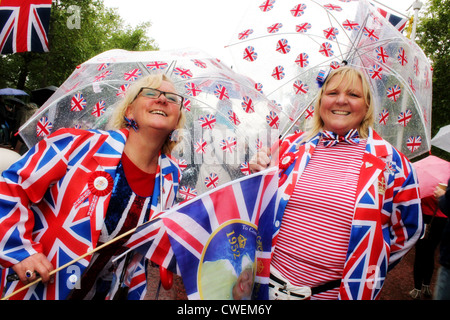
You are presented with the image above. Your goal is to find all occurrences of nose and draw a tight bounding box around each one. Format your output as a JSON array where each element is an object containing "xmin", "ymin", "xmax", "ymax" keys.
[{"xmin": 336, "ymin": 92, "xmax": 347, "ymax": 105}]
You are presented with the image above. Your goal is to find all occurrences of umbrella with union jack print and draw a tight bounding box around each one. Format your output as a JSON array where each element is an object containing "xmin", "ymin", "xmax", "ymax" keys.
[
  {"xmin": 18, "ymin": 48, "xmax": 280, "ymax": 202},
  {"xmin": 226, "ymin": 0, "xmax": 432, "ymax": 158}
]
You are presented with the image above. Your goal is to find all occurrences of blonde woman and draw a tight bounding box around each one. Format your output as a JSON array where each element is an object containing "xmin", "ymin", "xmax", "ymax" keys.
[
  {"xmin": 251, "ymin": 66, "xmax": 422, "ymax": 300},
  {"xmin": 0, "ymin": 74, "xmax": 185, "ymax": 300}
]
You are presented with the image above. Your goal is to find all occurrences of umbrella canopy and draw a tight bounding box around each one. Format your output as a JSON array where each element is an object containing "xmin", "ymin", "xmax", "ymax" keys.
[
  {"xmin": 31, "ymin": 85, "xmax": 58, "ymax": 106},
  {"xmin": 0, "ymin": 88, "xmax": 28, "ymax": 96},
  {"xmin": 431, "ymin": 124, "xmax": 450, "ymax": 153},
  {"xmin": 226, "ymin": 0, "xmax": 432, "ymax": 159},
  {"xmin": 18, "ymin": 48, "xmax": 280, "ymax": 202},
  {"xmin": 412, "ymin": 155, "xmax": 450, "ymax": 199}
]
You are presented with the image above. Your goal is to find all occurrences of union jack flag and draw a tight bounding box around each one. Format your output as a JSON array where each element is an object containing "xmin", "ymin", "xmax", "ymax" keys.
[
  {"xmin": 0, "ymin": 0, "xmax": 52, "ymax": 54},
  {"xmin": 124, "ymin": 68, "xmax": 142, "ymax": 81},
  {"xmin": 70, "ymin": 93, "xmax": 86, "ymax": 111},
  {"xmin": 291, "ymin": 3, "xmax": 307, "ymax": 17},
  {"xmin": 198, "ymin": 114, "xmax": 216, "ymax": 130},
  {"xmin": 185, "ymin": 82, "xmax": 202, "ymax": 97},
  {"xmin": 376, "ymin": 7, "xmax": 408, "ymax": 32},
  {"xmin": 295, "ymin": 53, "xmax": 309, "ymax": 68},
  {"xmin": 240, "ymin": 162, "xmax": 251, "ymax": 176},
  {"xmin": 178, "ymin": 186, "xmax": 197, "ymax": 201},
  {"xmin": 363, "ymin": 27, "xmax": 379, "ymax": 41},
  {"xmin": 97, "ymin": 63, "xmax": 110, "ymax": 71},
  {"xmin": 254, "ymin": 83, "xmax": 263, "ymax": 93},
  {"xmin": 259, "ymin": 0, "xmax": 276, "ymax": 12},
  {"xmin": 241, "ymin": 96, "xmax": 255, "ymax": 113},
  {"xmin": 324, "ymin": 4, "xmax": 342, "ymax": 11},
  {"xmin": 94, "ymin": 70, "xmax": 112, "ymax": 82},
  {"xmin": 204, "ymin": 173, "xmax": 219, "ymax": 189},
  {"xmin": 36, "ymin": 116, "xmax": 52, "ymax": 136},
  {"xmin": 406, "ymin": 136, "xmax": 422, "ymax": 153},
  {"xmin": 386, "ymin": 84, "xmax": 401, "ymax": 102},
  {"xmin": 174, "ymin": 67, "xmax": 193, "ymax": 79},
  {"xmin": 296, "ymin": 22, "xmax": 311, "ymax": 33},
  {"xmin": 305, "ymin": 106, "xmax": 314, "ymax": 120},
  {"xmin": 397, "ymin": 47, "xmax": 408, "ymax": 66},
  {"xmin": 176, "ymin": 158, "xmax": 187, "ymax": 171},
  {"xmin": 375, "ymin": 46, "xmax": 389, "ymax": 64},
  {"xmin": 323, "ymin": 27, "xmax": 339, "ymax": 40},
  {"xmin": 219, "ymin": 137, "xmax": 237, "ymax": 153},
  {"xmin": 378, "ymin": 109, "xmax": 389, "ymax": 125},
  {"xmin": 267, "ymin": 22, "xmax": 283, "ymax": 34},
  {"xmin": 276, "ymin": 39, "xmax": 290, "ymax": 54},
  {"xmin": 266, "ymin": 110, "xmax": 280, "ymax": 129},
  {"xmin": 408, "ymin": 77, "xmax": 416, "ymax": 94},
  {"xmin": 116, "ymin": 84, "xmax": 131, "ymax": 98},
  {"xmin": 194, "ymin": 138, "xmax": 207, "ymax": 154},
  {"xmin": 183, "ymin": 98, "xmax": 191, "ymax": 112},
  {"xmin": 91, "ymin": 100, "xmax": 106, "ymax": 117},
  {"xmin": 414, "ymin": 57, "xmax": 420, "ymax": 77},
  {"xmin": 192, "ymin": 59, "xmax": 207, "ymax": 68},
  {"xmin": 146, "ymin": 61, "xmax": 168, "ymax": 70},
  {"xmin": 228, "ymin": 110, "xmax": 240, "ymax": 125},
  {"xmin": 293, "ymin": 80, "xmax": 309, "ymax": 95},
  {"xmin": 243, "ymin": 46, "xmax": 258, "ymax": 62},
  {"xmin": 238, "ymin": 29, "xmax": 253, "ymax": 40},
  {"xmin": 368, "ymin": 64, "xmax": 383, "ymax": 80},
  {"xmin": 125, "ymin": 169, "xmax": 278, "ymax": 299},
  {"xmin": 319, "ymin": 42, "xmax": 334, "ymax": 57},
  {"xmin": 397, "ymin": 109, "xmax": 412, "ymax": 127},
  {"xmin": 342, "ymin": 19, "xmax": 360, "ymax": 31},
  {"xmin": 271, "ymin": 65, "xmax": 285, "ymax": 80},
  {"xmin": 214, "ymin": 84, "xmax": 229, "ymax": 100}
]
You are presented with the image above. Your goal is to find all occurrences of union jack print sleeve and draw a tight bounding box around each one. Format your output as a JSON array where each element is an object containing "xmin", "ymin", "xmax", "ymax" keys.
[
  {"xmin": 0, "ymin": 130, "xmax": 77, "ymax": 267},
  {"xmin": 386, "ymin": 152, "xmax": 423, "ymax": 268}
]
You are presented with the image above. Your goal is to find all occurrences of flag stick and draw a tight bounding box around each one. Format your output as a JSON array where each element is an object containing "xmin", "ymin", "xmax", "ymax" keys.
[{"xmin": 1, "ymin": 223, "xmax": 142, "ymax": 300}]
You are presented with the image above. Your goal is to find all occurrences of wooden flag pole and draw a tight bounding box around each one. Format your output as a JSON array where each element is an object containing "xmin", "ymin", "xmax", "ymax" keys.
[{"xmin": 1, "ymin": 224, "xmax": 142, "ymax": 300}]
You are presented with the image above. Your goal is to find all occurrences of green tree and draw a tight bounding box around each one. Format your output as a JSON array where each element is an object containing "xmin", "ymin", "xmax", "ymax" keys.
[
  {"xmin": 417, "ymin": 0, "xmax": 450, "ymax": 160},
  {"xmin": 0, "ymin": 0, "xmax": 157, "ymax": 92}
]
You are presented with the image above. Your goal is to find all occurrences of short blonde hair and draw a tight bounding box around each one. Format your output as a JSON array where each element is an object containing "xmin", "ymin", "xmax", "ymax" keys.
[
  {"xmin": 110, "ymin": 74, "xmax": 186, "ymax": 154},
  {"xmin": 303, "ymin": 66, "xmax": 374, "ymax": 141}
]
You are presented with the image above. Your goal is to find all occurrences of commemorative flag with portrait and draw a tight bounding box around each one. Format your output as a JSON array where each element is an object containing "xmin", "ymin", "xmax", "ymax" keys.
[{"xmin": 125, "ymin": 168, "xmax": 278, "ymax": 300}]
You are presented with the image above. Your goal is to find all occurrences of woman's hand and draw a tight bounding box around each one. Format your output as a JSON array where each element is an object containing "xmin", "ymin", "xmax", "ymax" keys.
[
  {"xmin": 12, "ymin": 253, "xmax": 54, "ymax": 284},
  {"xmin": 434, "ymin": 185, "xmax": 446, "ymax": 200},
  {"xmin": 249, "ymin": 147, "xmax": 271, "ymax": 173}
]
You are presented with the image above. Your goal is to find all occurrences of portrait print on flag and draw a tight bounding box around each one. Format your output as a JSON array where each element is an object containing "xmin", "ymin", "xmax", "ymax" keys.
[
  {"xmin": 126, "ymin": 168, "xmax": 278, "ymax": 300},
  {"xmin": 0, "ymin": 0, "xmax": 52, "ymax": 54}
]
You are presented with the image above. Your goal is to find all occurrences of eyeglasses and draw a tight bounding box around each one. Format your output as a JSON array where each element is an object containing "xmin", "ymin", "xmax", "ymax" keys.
[{"xmin": 134, "ymin": 87, "xmax": 184, "ymax": 108}]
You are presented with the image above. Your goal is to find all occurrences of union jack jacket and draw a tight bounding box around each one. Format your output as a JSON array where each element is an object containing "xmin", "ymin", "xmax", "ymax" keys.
[
  {"xmin": 271, "ymin": 128, "xmax": 423, "ymax": 300},
  {"xmin": 0, "ymin": 128, "xmax": 181, "ymax": 300}
]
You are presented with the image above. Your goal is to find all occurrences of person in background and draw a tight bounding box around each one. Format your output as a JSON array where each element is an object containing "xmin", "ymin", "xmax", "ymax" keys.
[
  {"xmin": 434, "ymin": 179, "xmax": 450, "ymax": 300},
  {"xmin": 0, "ymin": 74, "xmax": 185, "ymax": 300},
  {"xmin": 409, "ymin": 193, "xmax": 448, "ymax": 299},
  {"xmin": 250, "ymin": 66, "xmax": 423, "ymax": 300}
]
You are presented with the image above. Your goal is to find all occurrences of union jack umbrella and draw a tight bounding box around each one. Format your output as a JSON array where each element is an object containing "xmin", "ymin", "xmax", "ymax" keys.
[
  {"xmin": 226, "ymin": 0, "xmax": 432, "ymax": 158},
  {"xmin": 18, "ymin": 48, "xmax": 280, "ymax": 203}
]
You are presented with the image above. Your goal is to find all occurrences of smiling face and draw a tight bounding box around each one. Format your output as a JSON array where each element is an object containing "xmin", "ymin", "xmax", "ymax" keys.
[
  {"xmin": 126, "ymin": 80, "xmax": 181, "ymax": 135},
  {"xmin": 319, "ymin": 73, "xmax": 368, "ymax": 136}
]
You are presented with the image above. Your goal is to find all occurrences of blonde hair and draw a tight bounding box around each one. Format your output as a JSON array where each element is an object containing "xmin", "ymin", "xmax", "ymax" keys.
[
  {"xmin": 303, "ymin": 66, "xmax": 374, "ymax": 141},
  {"xmin": 110, "ymin": 73, "xmax": 186, "ymax": 154}
]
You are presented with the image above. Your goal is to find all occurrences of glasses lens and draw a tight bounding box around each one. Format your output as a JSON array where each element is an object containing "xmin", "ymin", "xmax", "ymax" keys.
[
  {"xmin": 165, "ymin": 93, "xmax": 182, "ymax": 105},
  {"xmin": 141, "ymin": 88, "xmax": 159, "ymax": 98}
]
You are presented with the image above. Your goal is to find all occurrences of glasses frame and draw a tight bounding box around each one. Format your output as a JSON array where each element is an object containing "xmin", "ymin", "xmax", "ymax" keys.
[{"xmin": 134, "ymin": 87, "xmax": 184, "ymax": 109}]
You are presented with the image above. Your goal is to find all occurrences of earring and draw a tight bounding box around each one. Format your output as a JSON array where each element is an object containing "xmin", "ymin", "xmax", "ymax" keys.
[{"xmin": 124, "ymin": 116, "xmax": 139, "ymax": 132}]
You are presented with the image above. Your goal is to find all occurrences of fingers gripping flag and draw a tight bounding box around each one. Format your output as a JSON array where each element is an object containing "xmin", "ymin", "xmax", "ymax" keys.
[{"xmin": 125, "ymin": 168, "xmax": 278, "ymax": 300}]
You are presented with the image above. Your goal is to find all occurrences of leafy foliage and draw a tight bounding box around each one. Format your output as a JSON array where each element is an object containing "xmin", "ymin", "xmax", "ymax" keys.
[{"xmin": 0, "ymin": 0, "xmax": 157, "ymax": 92}]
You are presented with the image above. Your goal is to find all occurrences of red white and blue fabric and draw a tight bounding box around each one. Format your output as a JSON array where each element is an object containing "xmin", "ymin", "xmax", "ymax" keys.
[
  {"xmin": 253, "ymin": 128, "xmax": 423, "ymax": 300},
  {"xmin": 125, "ymin": 169, "xmax": 278, "ymax": 300},
  {"xmin": 321, "ymin": 129, "xmax": 360, "ymax": 147},
  {"xmin": 0, "ymin": 0, "xmax": 52, "ymax": 54},
  {"xmin": 0, "ymin": 128, "xmax": 181, "ymax": 300}
]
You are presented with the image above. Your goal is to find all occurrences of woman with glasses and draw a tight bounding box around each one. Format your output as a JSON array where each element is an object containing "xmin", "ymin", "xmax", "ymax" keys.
[{"xmin": 0, "ymin": 74, "xmax": 185, "ymax": 300}]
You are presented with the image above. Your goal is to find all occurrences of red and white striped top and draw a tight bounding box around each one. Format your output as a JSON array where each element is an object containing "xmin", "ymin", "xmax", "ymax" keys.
[{"xmin": 272, "ymin": 139, "xmax": 366, "ymax": 300}]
